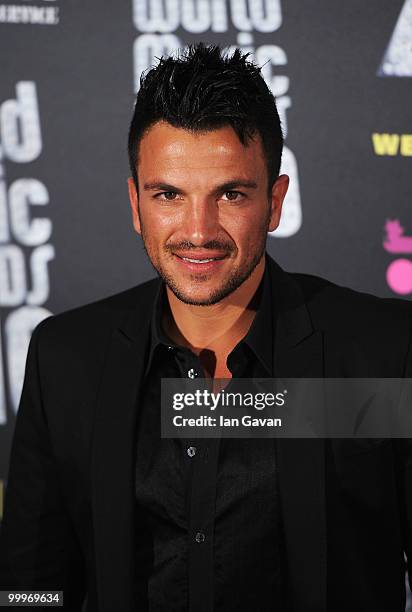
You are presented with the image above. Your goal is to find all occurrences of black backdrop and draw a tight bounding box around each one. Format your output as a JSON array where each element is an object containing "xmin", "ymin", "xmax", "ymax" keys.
[{"xmin": 1, "ymin": 1, "xmax": 411, "ymax": 601}]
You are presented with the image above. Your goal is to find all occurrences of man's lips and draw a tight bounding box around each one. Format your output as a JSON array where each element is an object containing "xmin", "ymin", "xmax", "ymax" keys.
[
  {"xmin": 173, "ymin": 252, "xmax": 228, "ymax": 263},
  {"xmin": 172, "ymin": 252, "xmax": 229, "ymax": 271}
]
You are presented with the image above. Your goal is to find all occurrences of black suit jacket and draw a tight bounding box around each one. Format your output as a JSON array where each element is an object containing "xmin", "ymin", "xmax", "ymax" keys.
[{"xmin": 1, "ymin": 253, "xmax": 412, "ymax": 612}]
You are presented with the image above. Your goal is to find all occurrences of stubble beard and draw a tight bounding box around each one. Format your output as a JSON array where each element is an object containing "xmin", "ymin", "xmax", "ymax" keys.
[{"xmin": 138, "ymin": 214, "xmax": 270, "ymax": 307}]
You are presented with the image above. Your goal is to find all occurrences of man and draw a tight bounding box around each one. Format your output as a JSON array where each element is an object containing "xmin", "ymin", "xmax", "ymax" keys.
[{"xmin": 1, "ymin": 43, "xmax": 412, "ymax": 612}]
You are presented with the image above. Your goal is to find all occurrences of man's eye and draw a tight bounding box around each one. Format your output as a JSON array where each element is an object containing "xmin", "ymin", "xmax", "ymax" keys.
[
  {"xmin": 222, "ymin": 191, "xmax": 243, "ymax": 201},
  {"xmin": 155, "ymin": 191, "xmax": 178, "ymax": 201}
]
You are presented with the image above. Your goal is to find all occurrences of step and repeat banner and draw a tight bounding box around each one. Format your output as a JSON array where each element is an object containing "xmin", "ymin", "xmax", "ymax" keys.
[{"xmin": 0, "ymin": 0, "xmax": 411, "ymax": 594}]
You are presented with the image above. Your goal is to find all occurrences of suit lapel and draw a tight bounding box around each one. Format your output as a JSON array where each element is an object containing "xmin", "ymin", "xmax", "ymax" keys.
[
  {"xmin": 267, "ymin": 255, "xmax": 327, "ymax": 612},
  {"xmin": 91, "ymin": 278, "xmax": 160, "ymax": 612}
]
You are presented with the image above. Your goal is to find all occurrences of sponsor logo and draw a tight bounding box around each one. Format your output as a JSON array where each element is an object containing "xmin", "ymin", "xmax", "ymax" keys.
[
  {"xmin": 384, "ymin": 219, "xmax": 412, "ymax": 295},
  {"xmin": 378, "ymin": 0, "xmax": 412, "ymax": 77},
  {"xmin": 372, "ymin": 133, "xmax": 412, "ymax": 156},
  {"xmin": 0, "ymin": 0, "xmax": 59, "ymax": 25}
]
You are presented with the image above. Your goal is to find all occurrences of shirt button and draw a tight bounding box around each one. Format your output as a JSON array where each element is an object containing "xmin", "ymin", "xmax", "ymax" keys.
[
  {"xmin": 187, "ymin": 368, "xmax": 198, "ymax": 379},
  {"xmin": 187, "ymin": 446, "xmax": 196, "ymax": 457},
  {"xmin": 195, "ymin": 531, "xmax": 205, "ymax": 543},
  {"xmin": 167, "ymin": 345, "xmax": 174, "ymax": 351}
]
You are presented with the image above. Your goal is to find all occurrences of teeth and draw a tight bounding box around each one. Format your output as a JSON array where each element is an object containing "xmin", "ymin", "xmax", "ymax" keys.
[{"xmin": 181, "ymin": 257, "xmax": 218, "ymax": 263}]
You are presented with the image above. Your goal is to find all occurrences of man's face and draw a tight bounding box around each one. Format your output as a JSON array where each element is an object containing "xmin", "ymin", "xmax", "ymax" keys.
[{"xmin": 128, "ymin": 121, "xmax": 288, "ymax": 306}]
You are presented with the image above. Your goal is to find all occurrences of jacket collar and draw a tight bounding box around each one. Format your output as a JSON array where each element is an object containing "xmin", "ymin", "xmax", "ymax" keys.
[{"xmin": 117, "ymin": 251, "xmax": 314, "ymax": 350}]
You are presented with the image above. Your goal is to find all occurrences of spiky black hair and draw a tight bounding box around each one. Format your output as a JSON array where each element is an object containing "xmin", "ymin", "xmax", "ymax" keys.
[{"xmin": 128, "ymin": 43, "xmax": 283, "ymax": 196}]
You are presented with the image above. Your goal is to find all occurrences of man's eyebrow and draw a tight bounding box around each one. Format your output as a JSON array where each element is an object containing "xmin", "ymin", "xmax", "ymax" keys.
[
  {"xmin": 143, "ymin": 182, "xmax": 183, "ymax": 192},
  {"xmin": 216, "ymin": 179, "xmax": 258, "ymax": 191},
  {"xmin": 143, "ymin": 179, "xmax": 258, "ymax": 192}
]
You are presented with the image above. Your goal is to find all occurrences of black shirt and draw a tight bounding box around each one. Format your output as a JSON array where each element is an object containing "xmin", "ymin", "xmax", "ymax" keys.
[{"xmin": 134, "ymin": 262, "xmax": 289, "ymax": 611}]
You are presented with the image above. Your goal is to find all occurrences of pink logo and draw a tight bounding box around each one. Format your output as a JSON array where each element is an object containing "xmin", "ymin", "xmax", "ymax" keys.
[{"xmin": 384, "ymin": 219, "xmax": 412, "ymax": 295}]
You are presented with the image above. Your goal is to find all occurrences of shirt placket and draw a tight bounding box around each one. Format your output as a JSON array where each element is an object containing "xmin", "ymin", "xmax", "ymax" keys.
[{"xmin": 172, "ymin": 346, "xmax": 220, "ymax": 612}]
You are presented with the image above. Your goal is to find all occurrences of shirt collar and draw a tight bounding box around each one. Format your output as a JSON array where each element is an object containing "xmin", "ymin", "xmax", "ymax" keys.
[{"xmin": 144, "ymin": 253, "xmax": 274, "ymax": 377}]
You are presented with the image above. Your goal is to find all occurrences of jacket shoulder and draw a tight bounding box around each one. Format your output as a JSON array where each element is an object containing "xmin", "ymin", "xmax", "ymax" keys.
[
  {"xmin": 290, "ymin": 271, "xmax": 412, "ymax": 325},
  {"xmin": 33, "ymin": 276, "xmax": 159, "ymax": 348},
  {"xmin": 290, "ymin": 271, "xmax": 412, "ymax": 374}
]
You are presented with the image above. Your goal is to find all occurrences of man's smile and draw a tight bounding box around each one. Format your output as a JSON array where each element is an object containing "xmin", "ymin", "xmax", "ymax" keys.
[{"xmin": 172, "ymin": 251, "xmax": 229, "ymax": 273}]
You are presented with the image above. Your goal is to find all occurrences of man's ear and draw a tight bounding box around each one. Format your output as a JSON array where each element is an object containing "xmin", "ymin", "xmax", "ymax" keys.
[
  {"xmin": 127, "ymin": 177, "xmax": 141, "ymax": 235},
  {"xmin": 268, "ymin": 174, "xmax": 289, "ymax": 233}
]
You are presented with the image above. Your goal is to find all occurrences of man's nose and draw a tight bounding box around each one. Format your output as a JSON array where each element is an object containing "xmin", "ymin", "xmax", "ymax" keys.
[{"xmin": 182, "ymin": 199, "xmax": 219, "ymax": 245}]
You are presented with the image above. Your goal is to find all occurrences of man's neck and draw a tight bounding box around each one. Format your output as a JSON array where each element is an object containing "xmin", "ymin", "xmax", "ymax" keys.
[{"xmin": 162, "ymin": 256, "xmax": 265, "ymax": 358}]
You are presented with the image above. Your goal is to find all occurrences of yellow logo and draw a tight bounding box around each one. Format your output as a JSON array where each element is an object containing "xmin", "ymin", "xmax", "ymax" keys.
[{"xmin": 372, "ymin": 133, "xmax": 412, "ymax": 156}]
